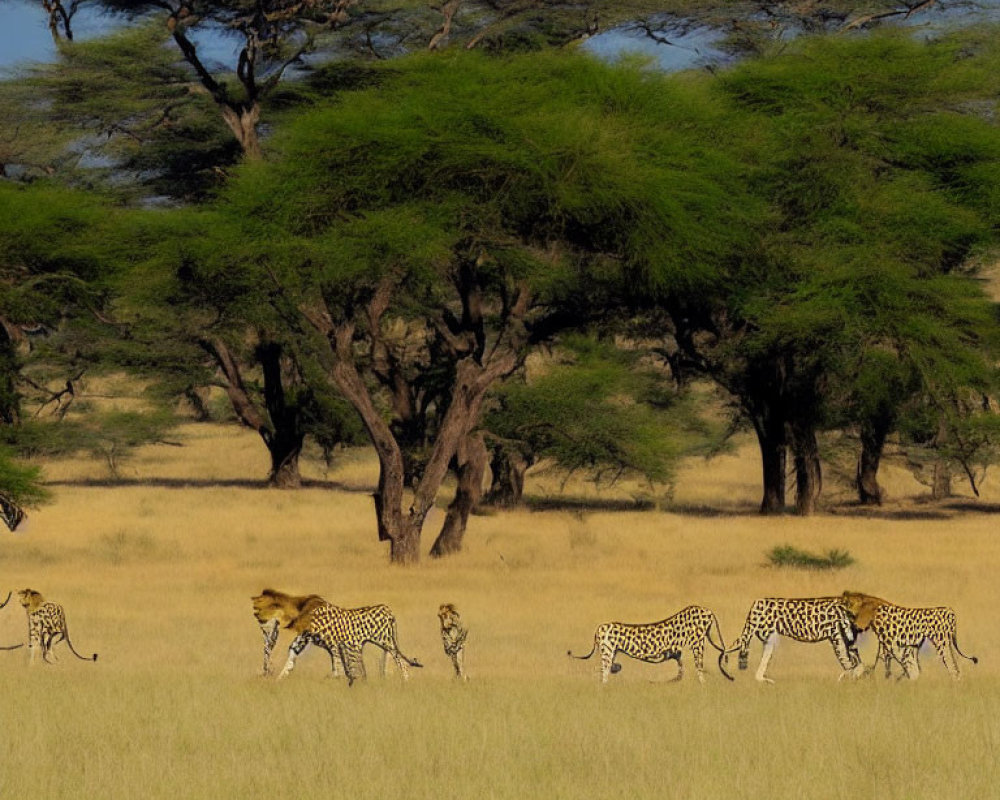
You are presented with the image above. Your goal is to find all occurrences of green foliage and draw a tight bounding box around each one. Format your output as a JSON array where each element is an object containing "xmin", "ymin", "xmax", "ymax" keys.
[
  {"xmin": 487, "ymin": 338, "xmax": 722, "ymax": 486},
  {"xmin": 673, "ymin": 30, "xmax": 1000, "ymax": 492},
  {"xmin": 0, "ymin": 182, "xmax": 168, "ymax": 498},
  {"xmin": 0, "ymin": 183, "xmax": 122, "ymax": 320},
  {"xmin": 0, "ymin": 448, "xmax": 50, "ymax": 509},
  {"xmin": 208, "ymin": 48, "xmax": 754, "ymax": 317},
  {"xmin": 3, "ymin": 409, "xmax": 176, "ymax": 474},
  {"xmin": 0, "ymin": 22, "xmax": 237, "ymax": 199},
  {"xmin": 766, "ymin": 545, "xmax": 855, "ymax": 570}
]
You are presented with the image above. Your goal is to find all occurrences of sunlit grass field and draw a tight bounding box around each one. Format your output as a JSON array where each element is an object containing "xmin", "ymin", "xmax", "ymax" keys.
[{"xmin": 1, "ymin": 424, "xmax": 998, "ymax": 798}]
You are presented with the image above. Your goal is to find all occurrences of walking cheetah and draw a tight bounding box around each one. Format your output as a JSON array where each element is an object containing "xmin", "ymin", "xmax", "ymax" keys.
[
  {"xmin": 438, "ymin": 603, "xmax": 468, "ymax": 680},
  {"xmin": 730, "ymin": 597, "xmax": 859, "ymax": 683},
  {"xmin": 569, "ymin": 605, "xmax": 732, "ymax": 684},
  {"xmin": 17, "ymin": 589, "xmax": 97, "ymax": 665},
  {"xmin": 841, "ymin": 591, "xmax": 978, "ymax": 680}
]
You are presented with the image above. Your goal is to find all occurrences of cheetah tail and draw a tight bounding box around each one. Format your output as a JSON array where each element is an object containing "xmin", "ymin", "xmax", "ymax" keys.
[
  {"xmin": 952, "ymin": 635, "xmax": 979, "ymax": 665},
  {"xmin": 567, "ymin": 642, "xmax": 598, "ymax": 661},
  {"xmin": 399, "ymin": 649, "xmax": 422, "ymax": 668},
  {"xmin": 0, "ymin": 642, "xmax": 23, "ymax": 651},
  {"xmin": 0, "ymin": 591, "xmax": 10, "ymax": 610},
  {"xmin": 64, "ymin": 635, "xmax": 98, "ymax": 663},
  {"xmin": 705, "ymin": 615, "xmax": 735, "ymax": 682}
]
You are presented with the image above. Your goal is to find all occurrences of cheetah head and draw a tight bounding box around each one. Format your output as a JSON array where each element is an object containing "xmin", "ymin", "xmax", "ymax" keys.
[
  {"xmin": 841, "ymin": 590, "xmax": 888, "ymax": 631},
  {"xmin": 17, "ymin": 588, "xmax": 44, "ymax": 612},
  {"xmin": 438, "ymin": 603, "xmax": 461, "ymax": 630}
]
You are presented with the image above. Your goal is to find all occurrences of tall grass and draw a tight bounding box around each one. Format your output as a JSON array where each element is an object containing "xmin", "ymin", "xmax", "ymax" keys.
[{"xmin": 1, "ymin": 424, "xmax": 997, "ymax": 798}]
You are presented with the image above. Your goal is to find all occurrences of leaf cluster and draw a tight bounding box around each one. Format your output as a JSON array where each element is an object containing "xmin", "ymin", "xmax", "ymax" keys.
[{"xmin": 486, "ymin": 337, "xmax": 723, "ymax": 485}]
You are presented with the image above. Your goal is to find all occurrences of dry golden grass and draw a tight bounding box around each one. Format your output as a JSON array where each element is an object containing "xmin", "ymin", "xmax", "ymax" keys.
[{"xmin": 1, "ymin": 424, "xmax": 998, "ymax": 798}]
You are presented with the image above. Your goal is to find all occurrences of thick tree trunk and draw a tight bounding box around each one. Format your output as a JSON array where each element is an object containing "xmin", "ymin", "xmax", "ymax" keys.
[
  {"xmin": 327, "ymin": 329, "xmax": 440, "ymax": 565},
  {"xmin": 267, "ymin": 433, "xmax": 304, "ymax": 489},
  {"xmin": 430, "ymin": 432, "xmax": 488, "ymax": 558},
  {"xmin": 205, "ymin": 337, "xmax": 305, "ymax": 488},
  {"xmin": 752, "ymin": 412, "xmax": 786, "ymax": 515},
  {"xmin": 0, "ymin": 326, "xmax": 21, "ymax": 425},
  {"xmin": 857, "ymin": 415, "xmax": 890, "ymax": 505},
  {"xmin": 931, "ymin": 417, "xmax": 953, "ymax": 500},
  {"xmin": 351, "ymin": 355, "xmax": 511, "ymax": 564},
  {"xmin": 304, "ymin": 278, "xmax": 529, "ymax": 564},
  {"xmin": 931, "ymin": 462, "xmax": 953, "ymax": 499},
  {"xmin": 258, "ymin": 341, "xmax": 303, "ymax": 488},
  {"xmin": 221, "ymin": 104, "xmax": 262, "ymax": 160},
  {"xmin": 789, "ymin": 420, "xmax": 822, "ymax": 515},
  {"xmin": 484, "ymin": 445, "xmax": 528, "ymax": 508}
]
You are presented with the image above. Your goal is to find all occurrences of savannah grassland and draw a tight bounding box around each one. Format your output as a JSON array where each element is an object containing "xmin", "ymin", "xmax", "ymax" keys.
[{"xmin": 1, "ymin": 424, "xmax": 998, "ymax": 800}]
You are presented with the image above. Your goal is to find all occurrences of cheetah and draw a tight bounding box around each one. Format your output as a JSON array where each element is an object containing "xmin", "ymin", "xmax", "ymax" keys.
[
  {"xmin": 569, "ymin": 605, "xmax": 733, "ymax": 684},
  {"xmin": 841, "ymin": 591, "xmax": 978, "ymax": 680},
  {"xmin": 730, "ymin": 597, "xmax": 859, "ymax": 683},
  {"xmin": 251, "ymin": 588, "xmax": 329, "ymax": 676},
  {"xmin": 277, "ymin": 600, "xmax": 422, "ymax": 685},
  {"xmin": 17, "ymin": 589, "xmax": 97, "ymax": 665},
  {"xmin": 438, "ymin": 603, "xmax": 468, "ymax": 680}
]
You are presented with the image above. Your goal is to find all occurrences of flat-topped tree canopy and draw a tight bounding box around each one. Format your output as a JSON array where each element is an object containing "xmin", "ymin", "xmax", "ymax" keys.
[{"xmin": 175, "ymin": 49, "xmax": 749, "ymax": 561}]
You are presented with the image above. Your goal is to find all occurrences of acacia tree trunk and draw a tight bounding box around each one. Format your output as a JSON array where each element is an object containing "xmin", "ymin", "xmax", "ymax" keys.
[
  {"xmin": 42, "ymin": 0, "xmax": 74, "ymax": 41},
  {"xmin": 352, "ymin": 358, "xmax": 505, "ymax": 564},
  {"xmin": 931, "ymin": 416, "xmax": 953, "ymax": 499},
  {"xmin": 932, "ymin": 461, "xmax": 953, "ymax": 499},
  {"xmin": 789, "ymin": 419, "xmax": 822, "ymax": 515},
  {"xmin": 484, "ymin": 444, "xmax": 528, "ymax": 508},
  {"xmin": 266, "ymin": 430, "xmax": 304, "ymax": 488},
  {"xmin": 301, "ymin": 278, "xmax": 529, "ymax": 564},
  {"xmin": 220, "ymin": 103, "xmax": 262, "ymax": 160},
  {"xmin": 750, "ymin": 405, "xmax": 786, "ymax": 515},
  {"xmin": 258, "ymin": 341, "xmax": 304, "ymax": 488},
  {"xmin": 169, "ymin": 21, "xmax": 265, "ymax": 160},
  {"xmin": 857, "ymin": 414, "xmax": 891, "ymax": 505},
  {"xmin": 430, "ymin": 431, "xmax": 488, "ymax": 557},
  {"xmin": 0, "ymin": 323, "xmax": 22, "ymax": 425},
  {"xmin": 203, "ymin": 337, "xmax": 304, "ymax": 488}
]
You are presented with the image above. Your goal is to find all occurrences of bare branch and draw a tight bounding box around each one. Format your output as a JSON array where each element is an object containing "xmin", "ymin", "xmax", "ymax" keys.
[{"xmin": 429, "ymin": 0, "xmax": 462, "ymax": 50}]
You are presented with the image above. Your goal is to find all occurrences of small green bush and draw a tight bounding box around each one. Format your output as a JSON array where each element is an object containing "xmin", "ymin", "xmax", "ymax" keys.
[{"xmin": 766, "ymin": 545, "xmax": 855, "ymax": 570}]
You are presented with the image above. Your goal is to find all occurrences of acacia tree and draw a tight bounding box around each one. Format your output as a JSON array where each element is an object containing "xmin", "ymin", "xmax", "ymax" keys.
[
  {"xmin": 658, "ymin": 31, "xmax": 1000, "ymax": 514},
  {"xmin": 108, "ymin": 206, "xmax": 365, "ymax": 487},
  {"xmin": 0, "ymin": 182, "xmax": 131, "ymax": 524},
  {"xmin": 0, "ymin": 23, "xmax": 238, "ymax": 198},
  {"xmin": 119, "ymin": 0, "xmax": 363, "ymax": 159},
  {"xmin": 177, "ymin": 50, "xmax": 741, "ymax": 562}
]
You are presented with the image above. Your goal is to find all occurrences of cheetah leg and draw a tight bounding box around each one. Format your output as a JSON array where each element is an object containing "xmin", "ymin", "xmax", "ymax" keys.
[
  {"xmin": 898, "ymin": 646, "xmax": 920, "ymax": 680},
  {"xmin": 832, "ymin": 632, "xmax": 860, "ymax": 681},
  {"xmin": 600, "ymin": 647, "xmax": 616, "ymax": 684},
  {"xmin": 277, "ymin": 634, "xmax": 311, "ymax": 680},
  {"xmin": 880, "ymin": 642, "xmax": 892, "ymax": 679},
  {"xmin": 453, "ymin": 648, "xmax": 467, "ymax": 680},
  {"xmin": 27, "ymin": 627, "xmax": 40, "ymax": 666},
  {"xmin": 325, "ymin": 646, "xmax": 345, "ymax": 678},
  {"xmin": 668, "ymin": 655, "xmax": 685, "ymax": 683},
  {"xmin": 931, "ymin": 637, "xmax": 960, "ymax": 680},
  {"xmin": 260, "ymin": 620, "xmax": 279, "ymax": 676},
  {"xmin": 692, "ymin": 641, "xmax": 707, "ymax": 684},
  {"xmin": 340, "ymin": 644, "xmax": 365, "ymax": 685},
  {"xmin": 42, "ymin": 632, "xmax": 60, "ymax": 664},
  {"xmin": 754, "ymin": 632, "xmax": 777, "ymax": 683}
]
